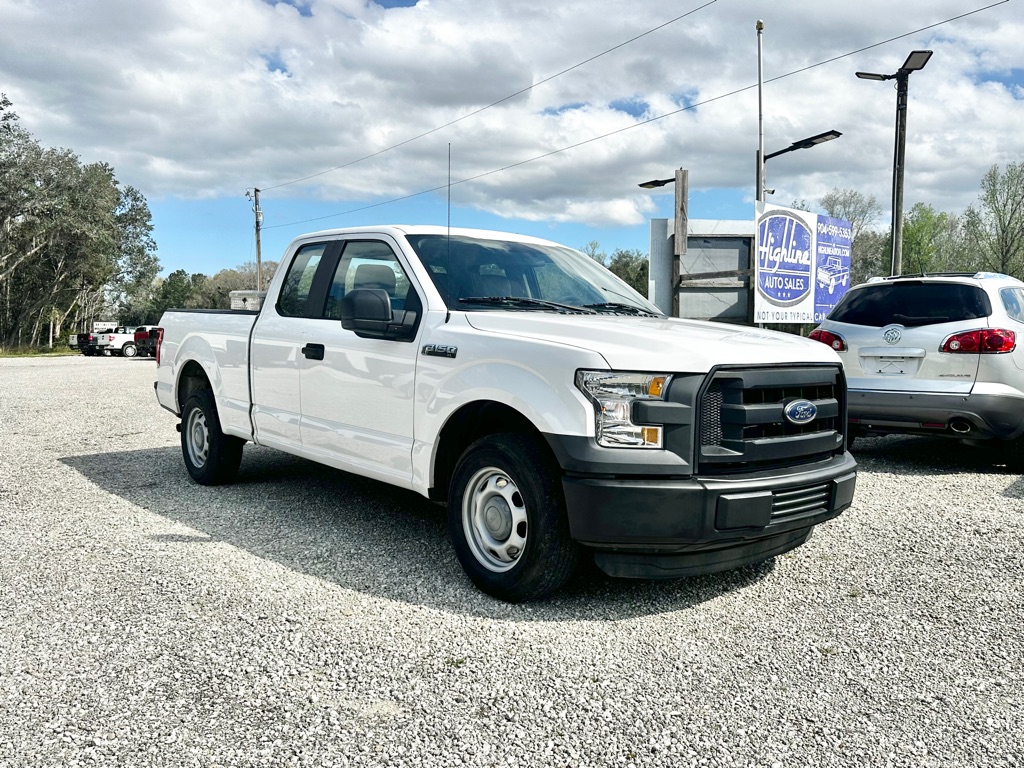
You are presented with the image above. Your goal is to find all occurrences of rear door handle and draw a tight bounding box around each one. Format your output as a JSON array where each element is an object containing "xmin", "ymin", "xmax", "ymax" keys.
[{"xmin": 301, "ymin": 343, "xmax": 325, "ymax": 360}]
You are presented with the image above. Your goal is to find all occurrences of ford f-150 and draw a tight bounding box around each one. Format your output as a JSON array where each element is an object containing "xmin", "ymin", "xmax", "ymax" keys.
[{"xmin": 155, "ymin": 225, "xmax": 856, "ymax": 601}]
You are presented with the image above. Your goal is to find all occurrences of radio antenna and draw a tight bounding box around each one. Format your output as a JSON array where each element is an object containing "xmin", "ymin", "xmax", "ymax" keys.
[{"xmin": 446, "ymin": 143, "xmax": 452, "ymax": 322}]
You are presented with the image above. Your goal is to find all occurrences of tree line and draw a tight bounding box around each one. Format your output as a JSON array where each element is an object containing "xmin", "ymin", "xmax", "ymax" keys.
[
  {"xmin": 0, "ymin": 94, "xmax": 162, "ymax": 347},
  {"xmin": 0, "ymin": 94, "xmax": 276, "ymax": 348}
]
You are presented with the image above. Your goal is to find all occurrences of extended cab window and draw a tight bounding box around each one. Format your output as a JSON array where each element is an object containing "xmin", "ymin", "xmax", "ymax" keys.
[
  {"xmin": 324, "ymin": 241, "xmax": 415, "ymax": 320},
  {"xmin": 278, "ymin": 243, "xmax": 328, "ymax": 317},
  {"xmin": 828, "ymin": 282, "xmax": 991, "ymax": 327}
]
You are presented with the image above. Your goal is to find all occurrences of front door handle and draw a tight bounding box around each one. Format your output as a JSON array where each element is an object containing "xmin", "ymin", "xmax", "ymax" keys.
[{"xmin": 301, "ymin": 343, "xmax": 325, "ymax": 360}]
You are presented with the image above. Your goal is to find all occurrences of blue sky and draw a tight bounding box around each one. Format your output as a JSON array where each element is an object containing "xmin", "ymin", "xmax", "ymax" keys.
[
  {"xmin": 149, "ymin": 185, "xmax": 751, "ymax": 275},
  {"xmin": 2, "ymin": 0, "xmax": 1022, "ymax": 278}
]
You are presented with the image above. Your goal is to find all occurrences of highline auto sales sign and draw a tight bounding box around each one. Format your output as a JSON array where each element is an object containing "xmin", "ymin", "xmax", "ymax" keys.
[{"xmin": 754, "ymin": 202, "xmax": 853, "ymax": 324}]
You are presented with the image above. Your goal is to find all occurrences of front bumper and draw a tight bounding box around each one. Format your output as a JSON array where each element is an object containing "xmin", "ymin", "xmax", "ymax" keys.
[
  {"xmin": 557, "ymin": 452, "xmax": 856, "ymax": 579},
  {"xmin": 848, "ymin": 388, "xmax": 1024, "ymax": 441}
]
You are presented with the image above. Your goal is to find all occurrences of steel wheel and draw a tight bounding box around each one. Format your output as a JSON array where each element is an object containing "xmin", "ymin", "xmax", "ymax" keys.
[
  {"xmin": 185, "ymin": 406, "xmax": 210, "ymax": 469},
  {"xmin": 122, "ymin": 343, "xmax": 137, "ymax": 358},
  {"xmin": 448, "ymin": 433, "xmax": 580, "ymax": 601},
  {"xmin": 180, "ymin": 389, "xmax": 243, "ymax": 485},
  {"xmin": 462, "ymin": 466, "xmax": 528, "ymax": 573}
]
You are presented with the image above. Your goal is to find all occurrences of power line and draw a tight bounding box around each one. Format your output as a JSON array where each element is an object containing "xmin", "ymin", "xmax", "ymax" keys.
[
  {"xmin": 258, "ymin": 0, "xmax": 718, "ymax": 192},
  {"xmin": 264, "ymin": 0, "xmax": 1008, "ymax": 231}
]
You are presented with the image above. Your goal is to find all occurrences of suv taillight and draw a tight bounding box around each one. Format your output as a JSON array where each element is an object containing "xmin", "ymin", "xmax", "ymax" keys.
[
  {"xmin": 155, "ymin": 328, "xmax": 164, "ymax": 364},
  {"xmin": 809, "ymin": 329, "xmax": 847, "ymax": 351},
  {"xmin": 941, "ymin": 328, "xmax": 1016, "ymax": 354}
]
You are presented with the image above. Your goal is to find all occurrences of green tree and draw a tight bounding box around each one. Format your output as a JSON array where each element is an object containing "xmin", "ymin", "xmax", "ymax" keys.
[
  {"xmin": 962, "ymin": 162, "xmax": 1024, "ymax": 278},
  {"xmin": 606, "ymin": 248, "xmax": 649, "ymax": 296},
  {"xmin": 150, "ymin": 270, "xmax": 207, "ymax": 318},
  {"xmin": 191, "ymin": 261, "xmax": 279, "ymax": 309},
  {"xmin": 580, "ymin": 240, "xmax": 606, "ymax": 264},
  {"xmin": 900, "ymin": 203, "xmax": 965, "ymax": 274},
  {"xmin": 0, "ymin": 94, "xmax": 160, "ymax": 347},
  {"xmin": 108, "ymin": 185, "xmax": 160, "ymax": 323}
]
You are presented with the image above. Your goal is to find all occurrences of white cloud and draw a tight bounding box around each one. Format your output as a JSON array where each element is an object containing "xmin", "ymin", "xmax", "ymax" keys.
[{"xmin": 2, "ymin": 0, "xmax": 1023, "ymax": 227}]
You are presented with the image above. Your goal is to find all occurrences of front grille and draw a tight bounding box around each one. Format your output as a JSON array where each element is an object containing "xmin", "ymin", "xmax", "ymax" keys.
[{"xmin": 697, "ymin": 365, "xmax": 845, "ymax": 475}]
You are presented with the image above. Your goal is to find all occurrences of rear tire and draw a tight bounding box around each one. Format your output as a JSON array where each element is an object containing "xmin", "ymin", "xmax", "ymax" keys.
[
  {"xmin": 448, "ymin": 433, "xmax": 580, "ymax": 602},
  {"xmin": 122, "ymin": 343, "xmax": 137, "ymax": 358},
  {"xmin": 181, "ymin": 389, "xmax": 244, "ymax": 485}
]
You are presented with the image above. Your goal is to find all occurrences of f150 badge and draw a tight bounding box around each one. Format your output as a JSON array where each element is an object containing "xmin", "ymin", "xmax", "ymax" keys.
[
  {"xmin": 422, "ymin": 344, "xmax": 458, "ymax": 358},
  {"xmin": 784, "ymin": 399, "xmax": 817, "ymax": 425}
]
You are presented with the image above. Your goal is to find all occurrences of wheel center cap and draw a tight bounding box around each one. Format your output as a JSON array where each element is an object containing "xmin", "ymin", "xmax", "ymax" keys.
[{"xmin": 483, "ymin": 498, "xmax": 512, "ymax": 540}]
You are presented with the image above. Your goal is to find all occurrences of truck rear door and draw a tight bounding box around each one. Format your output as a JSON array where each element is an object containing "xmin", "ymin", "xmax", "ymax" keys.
[{"xmin": 250, "ymin": 241, "xmax": 334, "ymax": 453}]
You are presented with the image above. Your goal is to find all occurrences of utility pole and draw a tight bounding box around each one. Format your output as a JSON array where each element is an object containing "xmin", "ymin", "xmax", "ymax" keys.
[{"xmin": 247, "ymin": 189, "xmax": 264, "ymax": 292}]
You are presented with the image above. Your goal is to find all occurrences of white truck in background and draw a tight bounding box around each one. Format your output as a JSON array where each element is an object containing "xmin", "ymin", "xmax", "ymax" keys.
[{"xmin": 155, "ymin": 225, "xmax": 856, "ymax": 601}]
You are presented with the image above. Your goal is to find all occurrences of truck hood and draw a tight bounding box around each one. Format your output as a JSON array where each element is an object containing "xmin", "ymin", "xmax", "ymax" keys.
[{"xmin": 463, "ymin": 312, "xmax": 840, "ymax": 371}]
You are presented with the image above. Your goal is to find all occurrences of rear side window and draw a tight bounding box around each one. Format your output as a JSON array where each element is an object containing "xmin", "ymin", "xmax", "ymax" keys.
[
  {"xmin": 1000, "ymin": 287, "xmax": 1024, "ymax": 323},
  {"xmin": 828, "ymin": 282, "xmax": 991, "ymax": 327},
  {"xmin": 278, "ymin": 243, "xmax": 328, "ymax": 317}
]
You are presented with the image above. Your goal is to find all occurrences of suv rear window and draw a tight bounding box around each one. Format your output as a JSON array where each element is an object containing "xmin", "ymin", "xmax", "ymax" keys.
[{"xmin": 828, "ymin": 282, "xmax": 991, "ymax": 327}]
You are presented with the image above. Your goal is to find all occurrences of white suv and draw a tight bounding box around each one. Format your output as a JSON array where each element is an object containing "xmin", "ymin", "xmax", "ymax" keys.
[{"xmin": 810, "ymin": 272, "xmax": 1024, "ymax": 460}]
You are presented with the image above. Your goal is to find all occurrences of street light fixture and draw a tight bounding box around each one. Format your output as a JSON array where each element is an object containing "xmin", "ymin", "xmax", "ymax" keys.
[
  {"xmin": 757, "ymin": 130, "xmax": 842, "ymax": 200},
  {"xmin": 638, "ymin": 177, "xmax": 675, "ymax": 189},
  {"xmin": 857, "ymin": 49, "xmax": 933, "ymax": 276},
  {"xmin": 764, "ymin": 129, "xmax": 842, "ymax": 160}
]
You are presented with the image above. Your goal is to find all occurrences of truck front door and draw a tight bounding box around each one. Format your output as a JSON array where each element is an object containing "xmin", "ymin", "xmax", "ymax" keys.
[{"xmin": 298, "ymin": 238, "xmax": 421, "ymax": 488}]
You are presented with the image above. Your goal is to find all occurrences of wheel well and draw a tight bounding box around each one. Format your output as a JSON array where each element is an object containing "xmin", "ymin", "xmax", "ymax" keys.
[
  {"xmin": 177, "ymin": 360, "xmax": 211, "ymax": 413},
  {"xmin": 430, "ymin": 401, "xmax": 548, "ymax": 503}
]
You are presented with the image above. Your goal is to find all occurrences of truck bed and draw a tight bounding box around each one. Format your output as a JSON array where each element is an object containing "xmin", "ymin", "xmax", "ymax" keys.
[{"xmin": 154, "ymin": 309, "xmax": 260, "ymax": 440}]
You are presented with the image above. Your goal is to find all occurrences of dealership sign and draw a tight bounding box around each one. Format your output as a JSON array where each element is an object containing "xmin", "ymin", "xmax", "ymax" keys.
[{"xmin": 754, "ymin": 203, "xmax": 853, "ymax": 324}]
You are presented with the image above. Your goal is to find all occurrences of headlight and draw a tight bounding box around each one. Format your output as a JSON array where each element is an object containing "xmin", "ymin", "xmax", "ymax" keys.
[{"xmin": 575, "ymin": 371, "xmax": 672, "ymax": 448}]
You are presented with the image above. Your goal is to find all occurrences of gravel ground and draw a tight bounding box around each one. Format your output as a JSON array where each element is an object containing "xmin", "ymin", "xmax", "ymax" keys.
[{"xmin": 0, "ymin": 355, "xmax": 1021, "ymax": 768}]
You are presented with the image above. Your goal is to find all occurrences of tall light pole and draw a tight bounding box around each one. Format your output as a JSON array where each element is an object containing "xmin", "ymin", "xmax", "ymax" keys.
[
  {"xmin": 756, "ymin": 19, "xmax": 765, "ymax": 202},
  {"xmin": 857, "ymin": 49, "xmax": 932, "ymax": 277}
]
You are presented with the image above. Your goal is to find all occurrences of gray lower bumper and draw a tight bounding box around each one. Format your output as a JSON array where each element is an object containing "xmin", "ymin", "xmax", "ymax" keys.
[{"xmin": 848, "ymin": 389, "xmax": 1024, "ymax": 441}]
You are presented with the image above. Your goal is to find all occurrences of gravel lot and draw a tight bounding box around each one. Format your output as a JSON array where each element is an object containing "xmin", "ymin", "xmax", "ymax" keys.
[{"xmin": 1, "ymin": 355, "xmax": 1021, "ymax": 767}]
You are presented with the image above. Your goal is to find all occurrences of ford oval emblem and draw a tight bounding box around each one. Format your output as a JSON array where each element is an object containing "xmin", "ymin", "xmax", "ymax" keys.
[{"xmin": 784, "ymin": 399, "xmax": 817, "ymax": 425}]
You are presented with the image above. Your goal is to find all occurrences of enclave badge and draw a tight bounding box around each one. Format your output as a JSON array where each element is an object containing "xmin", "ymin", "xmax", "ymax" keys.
[
  {"xmin": 784, "ymin": 399, "xmax": 817, "ymax": 425},
  {"xmin": 422, "ymin": 344, "xmax": 458, "ymax": 359}
]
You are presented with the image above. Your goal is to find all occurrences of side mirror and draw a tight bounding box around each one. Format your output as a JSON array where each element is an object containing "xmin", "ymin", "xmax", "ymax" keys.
[{"xmin": 340, "ymin": 288, "xmax": 417, "ymax": 341}]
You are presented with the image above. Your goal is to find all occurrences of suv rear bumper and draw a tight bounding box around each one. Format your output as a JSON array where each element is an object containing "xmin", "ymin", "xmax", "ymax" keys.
[
  {"xmin": 558, "ymin": 452, "xmax": 856, "ymax": 578},
  {"xmin": 848, "ymin": 387, "xmax": 1024, "ymax": 441}
]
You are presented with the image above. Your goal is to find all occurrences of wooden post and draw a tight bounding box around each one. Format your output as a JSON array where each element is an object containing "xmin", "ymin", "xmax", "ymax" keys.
[{"xmin": 673, "ymin": 169, "xmax": 688, "ymax": 318}]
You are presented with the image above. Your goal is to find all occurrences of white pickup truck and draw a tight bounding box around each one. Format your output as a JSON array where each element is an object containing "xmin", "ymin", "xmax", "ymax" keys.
[{"xmin": 155, "ymin": 225, "xmax": 856, "ymax": 601}]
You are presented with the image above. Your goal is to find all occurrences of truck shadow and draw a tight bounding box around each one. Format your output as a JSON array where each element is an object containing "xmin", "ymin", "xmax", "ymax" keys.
[{"xmin": 60, "ymin": 445, "xmax": 776, "ymax": 620}]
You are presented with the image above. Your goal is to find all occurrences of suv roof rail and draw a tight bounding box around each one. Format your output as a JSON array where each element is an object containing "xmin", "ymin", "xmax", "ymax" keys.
[{"xmin": 872, "ymin": 271, "xmax": 1010, "ymax": 282}]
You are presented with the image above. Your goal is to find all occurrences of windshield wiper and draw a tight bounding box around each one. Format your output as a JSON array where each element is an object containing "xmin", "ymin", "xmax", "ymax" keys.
[
  {"xmin": 582, "ymin": 302, "xmax": 663, "ymax": 317},
  {"xmin": 458, "ymin": 296, "xmax": 596, "ymax": 313}
]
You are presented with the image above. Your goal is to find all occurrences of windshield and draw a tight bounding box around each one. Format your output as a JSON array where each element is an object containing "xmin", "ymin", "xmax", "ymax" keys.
[{"xmin": 406, "ymin": 234, "xmax": 662, "ymax": 315}]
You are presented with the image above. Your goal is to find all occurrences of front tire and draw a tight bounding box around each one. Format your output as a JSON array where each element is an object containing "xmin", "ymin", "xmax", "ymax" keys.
[
  {"xmin": 448, "ymin": 433, "xmax": 580, "ymax": 602},
  {"xmin": 121, "ymin": 343, "xmax": 137, "ymax": 358},
  {"xmin": 181, "ymin": 389, "xmax": 244, "ymax": 485}
]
